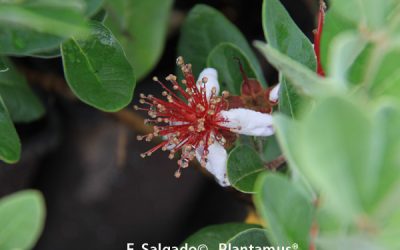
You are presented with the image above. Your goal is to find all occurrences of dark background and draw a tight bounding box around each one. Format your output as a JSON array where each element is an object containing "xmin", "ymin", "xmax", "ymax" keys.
[{"xmin": 0, "ymin": 0, "xmax": 317, "ymax": 249}]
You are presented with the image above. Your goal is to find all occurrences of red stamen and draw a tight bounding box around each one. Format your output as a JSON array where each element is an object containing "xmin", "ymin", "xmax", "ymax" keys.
[{"xmin": 136, "ymin": 57, "xmax": 233, "ymax": 177}]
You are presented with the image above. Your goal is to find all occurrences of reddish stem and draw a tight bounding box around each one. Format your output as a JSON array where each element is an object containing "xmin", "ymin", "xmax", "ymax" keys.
[{"xmin": 314, "ymin": 0, "xmax": 326, "ymax": 76}]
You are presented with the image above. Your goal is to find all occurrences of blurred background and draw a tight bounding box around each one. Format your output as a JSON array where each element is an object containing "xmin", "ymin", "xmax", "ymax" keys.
[{"xmin": 0, "ymin": 0, "xmax": 318, "ymax": 249}]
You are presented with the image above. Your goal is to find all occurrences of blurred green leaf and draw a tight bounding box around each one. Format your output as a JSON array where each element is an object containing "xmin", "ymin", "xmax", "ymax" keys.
[
  {"xmin": 369, "ymin": 46, "xmax": 400, "ymax": 99},
  {"xmin": 84, "ymin": 0, "xmax": 104, "ymax": 16},
  {"xmin": 207, "ymin": 43, "xmax": 257, "ymax": 95},
  {"xmin": 275, "ymin": 96, "xmax": 400, "ymax": 225},
  {"xmin": 327, "ymin": 32, "xmax": 366, "ymax": 85},
  {"xmin": 0, "ymin": 57, "xmax": 45, "ymax": 122},
  {"xmin": 178, "ymin": 4, "xmax": 266, "ymax": 85},
  {"xmin": 227, "ymin": 145, "xmax": 265, "ymax": 193},
  {"xmin": 227, "ymin": 228, "xmax": 271, "ymax": 247},
  {"xmin": 61, "ymin": 21, "xmax": 135, "ymax": 112},
  {"xmin": 262, "ymin": 0, "xmax": 316, "ymax": 118},
  {"xmin": 105, "ymin": 0, "xmax": 173, "ymax": 80},
  {"xmin": 0, "ymin": 58, "xmax": 8, "ymax": 72},
  {"xmin": 182, "ymin": 223, "xmax": 260, "ymax": 250},
  {"xmin": 0, "ymin": 0, "xmax": 89, "ymax": 55},
  {"xmin": 320, "ymin": 9, "xmax": 358, "ymax": 75},
  {"xmin": 254, "ymin": 173, "xmax": 314, "ymax": 250},
  {"xmin": 0, "ymin": 95, "xmax": 20, "ymax": 164},
  {"xmin": 91, "ymin": 8, "xmax": 107, "ymax": 23},
  {"xmin": 254, "ymin": 42, "xmax": 339, "ymax": 97},
  {"xmin": 0, "ymin": 190, "xmax": 45, "ymax": 250}
]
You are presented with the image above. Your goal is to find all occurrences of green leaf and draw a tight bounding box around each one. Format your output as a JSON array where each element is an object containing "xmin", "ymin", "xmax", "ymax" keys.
[
  {"xmin": 0, "ymin": 0, "xmax": 89, "ymax": 55},
  {"xmin": 369, "ymin": 46, "xmax": 400, "ymax": 99},
  {"xmin": 0, "ymin": 58, "xmax": 8, "ymax": 72},
  {"xmin": 0, "ymin": 190, "xmax": 45, "ymax": 250},
  {"xmin": 207, "ymin": 43, "xmax": 257, "ymax": 95},
  {"xmin": 105, "ymin": 0, "xmax": 173, "ymax": 80},
  {"xmin": 276, "ymin": 96, "xmax": 400, "ymax": 224},
  {"xmin": 254, "ymin": 42, "xmax": 340, "ymax": 97},
  {"xmin": 327, "ymin": 32, "xmax": 367, "ymax": 84},
  {"xmin": 182, "ymin": 223, "xmax": 260, "ymax": 250},
  {"xmin": 0, "ymin": 57, "xmax": 45, "ymax": 122},
  {"xmin": 84, "ymin": 0, "xmax": 105, "ymax": 16},
  {"xmin": 0, "ymin": 96, "xmax": 20, "ymax": 164},
  {"xmin": 262, "ymin": 0, "xmax": 316, "ymax": 118},
  {"xmin": 227, "ymin": 228, "xmax": 271, "ymax": 247},
  {"xmin": 227, "ymin": 145, "xmax": 265, "ymax": 193},
  {"xmin": 320, "ymin": 9, "xmax": 357, "ymax": 71},
  {"xmin": 178, "ymin": 4, "xmax": 266, "ymax": 85},
  {"xmin": 254, "ymin": 173, "xmax": 314, "ymax": 250},
  {"xmin": 61, "ymin": 21, "xmax": 136, "ymax": 112}
]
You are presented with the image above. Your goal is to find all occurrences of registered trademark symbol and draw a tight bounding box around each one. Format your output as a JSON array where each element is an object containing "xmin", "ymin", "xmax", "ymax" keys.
[{"xmin": 292, "ymin": 243, "xmax": 298, "ymax": 250}]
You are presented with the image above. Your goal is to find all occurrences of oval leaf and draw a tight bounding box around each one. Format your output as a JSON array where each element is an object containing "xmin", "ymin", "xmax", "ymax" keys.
[
  {"xmin": 105, "ymin": 0, "xmax": 173, "ymax": 80},
  {"xmin": 0, "ymin": 57, "xmax": 45, "ymax": 122},
  {"xmin": 61, "ymin": 21, "xmax": 136, "ymax": 112},
  {"xmin": 0, "ymin": 0, "xmax": 88, "ymax": 55},
  {"xmin": 0, "ymin": 190, "xmax": 45, "ymax": 250},
  {"xmin": 178, "ymin": 4, "xmax": 266, "ymax": 85},
  {"xmin": 227, "ymin": 145, "xmax": 265, "ymax": 193},
  {"xmin": 182, "ymin": 223, "xmax": 260, "ymax": 250},
  {"xmin": 262, "ymin": 0, "xmax": 316, "ymax": 118},
  {"xmin": 207, "ymin": 43, "xmax": 258, "ymax": 95},
  {"xmin": 0, "ymin": 96, "xmax": 20, "ymax": 164},
  {"xmin": 254, "ymin": 173, "xmax": 314, "ymax": 250}
]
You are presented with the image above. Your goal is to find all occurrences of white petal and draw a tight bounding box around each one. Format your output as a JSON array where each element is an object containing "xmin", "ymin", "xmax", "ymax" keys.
[
  {"xmin": 269, "ymin": 83, "xmax": 280, "ymax": 102},
  {"xmin": 220, "ymin": 108, "xmax": 274, "ymax": 136},
  {"xmin": 197, "ymin": 68, "xmax": 220, "ymax": 99},
  {"xmin": 196, "ymin": 142, "xmax": 230, "ymax": 187}
]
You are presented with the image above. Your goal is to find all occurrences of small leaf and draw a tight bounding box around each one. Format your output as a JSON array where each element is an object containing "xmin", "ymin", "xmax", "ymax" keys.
[
  {"xmin": 254, "ymin": 42, "xmax": 340, "ymax": 97},
  {"xmin": 0, "ymin": 190, "xmax": 45, "ymax": 250},
  {"xmin": 61, "ymin": 21, "xmax": 136, "ymax": 112},
  {"xmin": 0, "ymin": 57, "xmax": 45, "ymax": 122},
  {"xmin": 262, "ymin": 0, "xmax": 316, "ymax": 118},
  {"xmin": 105, "ymin": 0, "xmax": 173, "ymax": 80},
  {"xmin": 0, "ymin": 0, "xmax": 89, "ymax": 55},
  {"xmin": 182, "ymin": 223, "xmax": 260, "ymax": 250},
  {"xmin": 254, "ymin": 173, "xmax": 314, "ymax": 249},
  {"xmin": 0, "ymin": 95, "xmax": 20, "ymax": 164},
  {"xmin": 227, "ymin": 228, "xmax": 271, "ymax": 247},
  {"xmin": 178, "ymin": 4, "xmax": 266, "ymax": 85},
  {"xmin": 207, "ymin": 43, "xmax": 258, "ymax": 95},
  {"xmin": 227, "ymin": 145, "xmax": 265, "ymax": 193}
]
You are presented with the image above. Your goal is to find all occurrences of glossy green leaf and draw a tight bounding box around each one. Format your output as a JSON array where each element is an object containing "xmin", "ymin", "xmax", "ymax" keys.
[
  {"xmin": 178, "ymin": 4, "xmax": 266, "ymax": 85},
  {"xmin": 254, "ymin": 42, "xmax": 340, "ymax": 97},
  {"xmin": 0, "ymin": 96, "xmax": 20, "ymax": 164},
  {"xmin": 0, "ymin": 190, "xmax": 45, "ymax": 250},
  {"xmin": 61, "ymin": 21, "xmax": 135, "ymax": 112},
  {"xmin": 227, "ymin": 145, "xmax": 265, "ymax": 193},
  {"xmin": 0, "ymin": 57, "xmax": 45, "ymax": 122},
  {"xmin": 254, "ymin": 173, "xmax": 314, "ymax": 250},
  {"xmin": 227, "ymin": 228, "xmax": 271, "ymax": 247},
  {"xmin": 182, "ymin": 223, "xmax": 260, "ymax": 250},
  {"xmin": 0, "ymin": 0, "xmax": 89, "ymax": 55},
  {"xmin": 262, "ymin": 0, "xmax": 316, "ymax": 118},
  {"xmin": 105, "ymin": 0, "xmax": 173, "ymax": 80},
  {"xmin": 207, "ymin": 43, "xmax": 257, "ymax": 95}
]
